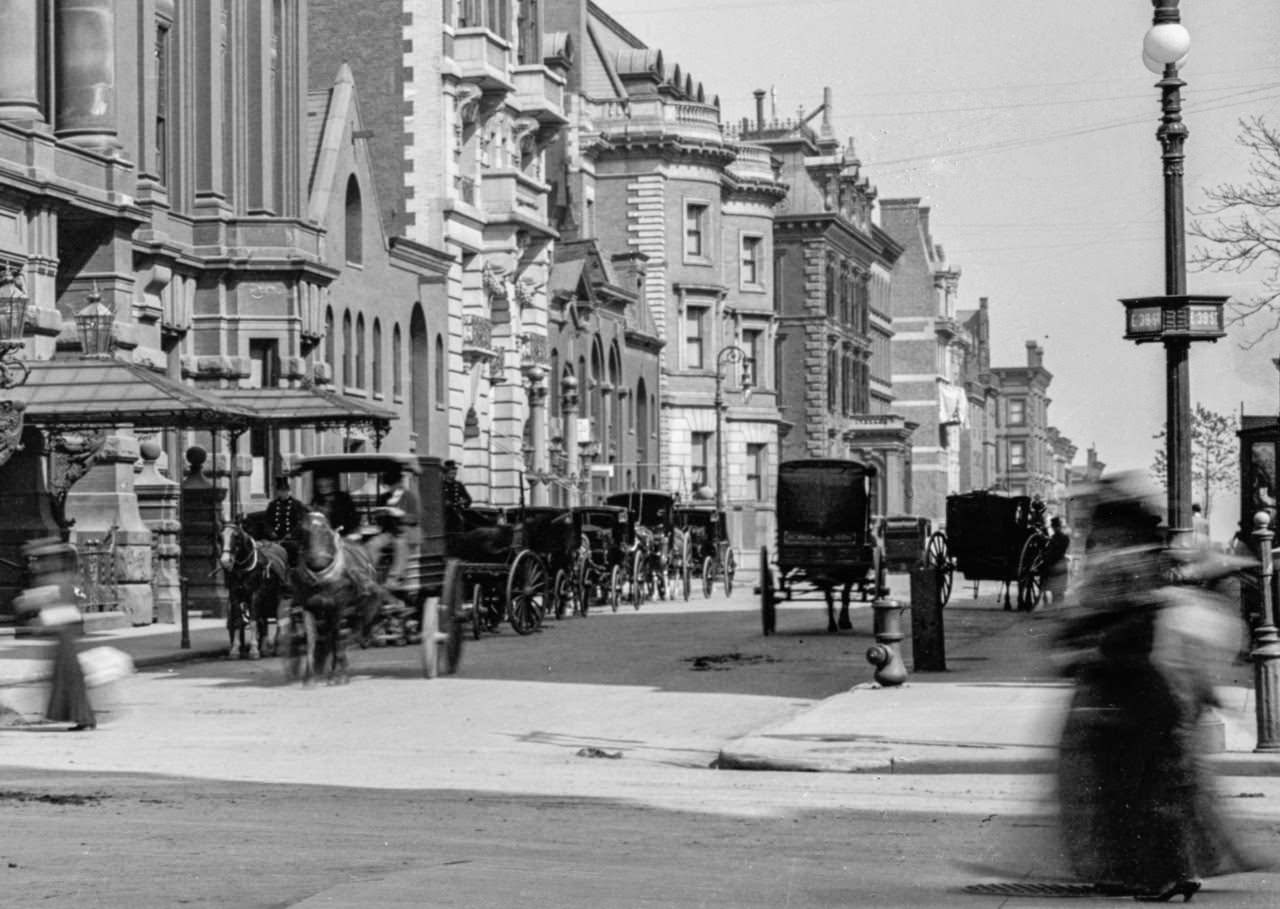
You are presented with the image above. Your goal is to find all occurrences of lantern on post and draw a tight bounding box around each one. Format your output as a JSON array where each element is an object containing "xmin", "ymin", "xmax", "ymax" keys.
[{"xmin": 75, "ymin": 284, "xmax": 115, "ymax": 357}]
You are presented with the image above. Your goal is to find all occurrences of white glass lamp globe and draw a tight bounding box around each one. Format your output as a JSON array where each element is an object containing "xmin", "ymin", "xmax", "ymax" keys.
[{"xmin": 1143, "ymin": 23, "xmax": 1190, "ymax": 73}]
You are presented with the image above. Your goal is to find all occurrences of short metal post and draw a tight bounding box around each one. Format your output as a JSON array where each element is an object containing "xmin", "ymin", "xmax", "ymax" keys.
[
  {"xmin": 179, "ymin": 574, "xmax": 190, "ymax": 650},
  {"xmin": 866, "ymin": 596, "xmax": 908, "ymax": 686},
  {"xmin": 1250, "ymin": 512, "xmax": 1280, "ymax": 751}
]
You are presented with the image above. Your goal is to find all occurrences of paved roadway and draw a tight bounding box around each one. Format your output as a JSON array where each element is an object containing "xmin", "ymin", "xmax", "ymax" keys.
[{"xmin": 2, "ymin": 583, "xmax": 1279, "ymax": 907}]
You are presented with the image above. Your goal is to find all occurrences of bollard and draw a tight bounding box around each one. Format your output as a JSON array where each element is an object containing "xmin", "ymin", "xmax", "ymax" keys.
[
  {"xmin": 910, "ymin": 562, "xmax": 946, "ymax": 671},
  {"xmin": 1250, "ymin": 512, "xmax": 1280, "ymax": 752},
  {"xmin": 866, "ymin": 595, "xmax": 908, "ymax": 686},
  {"xmin": 179, "ymin": 574, "xmax": 191, "ymax": 650}
]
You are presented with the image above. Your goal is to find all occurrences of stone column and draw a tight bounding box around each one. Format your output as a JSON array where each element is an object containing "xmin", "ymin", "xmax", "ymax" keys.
[
  {"xmin": 179, "ymin": 446, "xmax": 227, "ymax": 618},
  {"xmin": 0, "ymin": 4, "xmax": 44, "ymax": 123},
  {"xmin": 135, "ymin": 439, "xmax": 182, "ymax": 624},
  {"xmin": 64, "ymin": 432, "xmax": 154, "ymax": 626},
  {"xmin": 54, "ymin": 0, "xmax": 118, "ymax": 151},
  {"xmin": 527, "ymin": 378, "xmax": 548, "ymax": 505}
]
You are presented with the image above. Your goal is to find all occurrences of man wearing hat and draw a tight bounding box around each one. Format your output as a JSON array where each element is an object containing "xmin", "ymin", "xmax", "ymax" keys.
[
  {"xmin": 442, "ymin": 460, "xmax": 471, "ymax": 533},
  {"xmin": 265, "ymin": 475, "xmax": 307, "ymax": 565}
]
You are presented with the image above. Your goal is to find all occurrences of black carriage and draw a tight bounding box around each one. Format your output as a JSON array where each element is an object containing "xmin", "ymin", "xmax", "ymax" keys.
[
  {"xmin": 926, "ymin": 490, "xmax": 1049, "ymax": 611},
  {"xmin": 758, "ymin": 459, "xmax": 884, "ymax": 635},
  {"xmin": 289, "ymin": 453, "xmax": 462, "ymax": 678},
  {"xmin": 571, "ymin": 505, "xmax": 630, "ymax": 613},
  {"xmin": 504, "ymin": 505, "xmax": 578, "ymax": 621},
  {"xmin": 672, "ymin": 503, "xmax": 735, "ymax": 600},
  {"xmin": 605, "ymin": 490, "xmax": 675, "ymax": 607}
]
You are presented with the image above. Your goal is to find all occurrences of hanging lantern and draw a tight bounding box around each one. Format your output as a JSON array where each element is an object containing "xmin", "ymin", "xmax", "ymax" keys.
[{"xmin": 76, "ymin": 285, "xmax": 115, "ymax": 357}]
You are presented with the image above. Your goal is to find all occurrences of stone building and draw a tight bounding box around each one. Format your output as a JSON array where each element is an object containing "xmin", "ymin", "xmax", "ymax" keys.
[
  {"xmin": 881, "ymin": 198, "xmax": 991, "ymax": 524},
  {"xmin": 734, "ymin": 90, "xmax": 910, "ymax": 518},
  {"xmin": 990, "ymin": 340, "xmax": 1056, "ymax": 501}
]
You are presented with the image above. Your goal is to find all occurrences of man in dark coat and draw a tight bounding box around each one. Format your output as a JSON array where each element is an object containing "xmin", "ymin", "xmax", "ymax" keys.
[
  {"xmin": 265, "ymin": 475, "xmax": 307, "ymax": 565},
  {"xmin": 442, "ymin": 460, "xmax": 471, "ymax": 533}
]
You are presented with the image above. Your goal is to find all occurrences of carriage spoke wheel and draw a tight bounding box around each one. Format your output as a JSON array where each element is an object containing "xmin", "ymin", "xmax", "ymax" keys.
[
  {"xmin": 552, "ymin": 568, "xmax": 574, "ymax": 620},
  {"xmin": 575, "ymin": 559, "xmax": 592, "ymax": 617},
  {"xmin": 702, "ymin": 555, "xmax": 715, "ymax": 599},
  {"xmin": 506, "ymin": 551, "xmax": 547, "ymax": 635},
  {"xmin": 760, "ymin": 547, "xmax": 776, "ymax": 636},
  {"xmin": 926, "ymin": 531, "xmax": 954, "ymax": 608},
  {"xmin": 630, "ymin": 549, "xmax": 645, "ymax": 610},
  {"xmin": 423, "ymin": 559, "xmax": 464, "ymax": 678},
  {"xmin": 1017, "ymin": 536, "xmax": 1047, "ymax": 612},
  {"xmin": 470, "ymin": 581, "xmax": 486, "ymax": 640},
  {"xmin": 678, "ymin": 538, "xmax": 691, "ymax": 601},
  {"xmin": 610, "ymin": 565, "xmax": 622, "ymax": 613},
  {"xmin": 723, "ymin": 549, "xmax": 736, "ymax": 597}
]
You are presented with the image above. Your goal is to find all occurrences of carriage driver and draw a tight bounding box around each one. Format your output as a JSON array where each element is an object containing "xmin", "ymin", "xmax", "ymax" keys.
[
  {"xmin": 265, "ymin": 475, "xmax": 307, "ymax": 565},
  {"xmin": 369, "ymin": 465, "xmax": 420, "ymax": 591}
]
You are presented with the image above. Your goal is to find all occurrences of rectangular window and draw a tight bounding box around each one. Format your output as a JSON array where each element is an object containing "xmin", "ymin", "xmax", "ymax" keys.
[
  {"xmin": 742, "ymin": 328, "xmax": 763, "ymax": 389},
  {"xmin": 248, "ymin": 340, "xmax": 280, "ymax": 495},
  {"xmin": 1009, "ymin": 440, "xmax": 1027, "ymax": 470},
  {"xmin": 155, "ymin": 23, "xmax": 171, "ymax": 186},
  {"xmin": 747, "ymin": 443, "xmax": 766, "ymax": 502},
  {"xmin": 690, "ymin": 431, "xmax": 712, "ymax": 491},
  {"xmin": 685, "ymin": 202, "xmax": 708, "ymax": 259},
  {"xmin": 686, "ymin": 306, "xmax": 706, "ymax": 369},
  {"xmin": 741, "ymin": 235, "xmax": 762, "ymax": 285},
  {"xmin": 1008, "ymin": 398, "xmax": 1026, "ymax": 426}
]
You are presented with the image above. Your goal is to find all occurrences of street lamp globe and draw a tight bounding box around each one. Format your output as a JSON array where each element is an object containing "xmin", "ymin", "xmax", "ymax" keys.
[{"xmin": 1143, "ymin": 22, "xmax": 1190, "ymax": 73}]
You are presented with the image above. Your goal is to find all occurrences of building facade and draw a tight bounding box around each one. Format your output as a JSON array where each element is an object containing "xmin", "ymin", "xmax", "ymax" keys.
[{"xmin": 991, "ymin": 341, "xmax": 1056, "ymax": 501}]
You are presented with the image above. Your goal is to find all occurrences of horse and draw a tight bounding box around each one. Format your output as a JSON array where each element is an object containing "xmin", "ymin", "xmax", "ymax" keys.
[
  {"xmin": 291, "ymin": 511, "xmax": 385, "ymax": 683},
  {"xmin": 218, "ymin": 521, "xmax": 289, "ymax": 659}
]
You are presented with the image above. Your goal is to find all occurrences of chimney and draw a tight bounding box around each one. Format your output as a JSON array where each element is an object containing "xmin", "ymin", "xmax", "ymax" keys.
[
  {"xmin": 979, "ymin": 296, "xmax": 989, "ymax": 311},
  {"xmin": 753, "ymin": 89, "xmax": 766, "ymax": 130},
  {"xmin": 1026, "ymin": 340, "xmax": 1043, "ymax": 369},
  {"xmin": 821, "ymin": 86, "xmax": 833, "ymax": 136}
]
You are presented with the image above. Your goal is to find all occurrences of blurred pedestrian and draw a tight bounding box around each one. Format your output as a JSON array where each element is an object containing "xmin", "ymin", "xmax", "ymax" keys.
[
  {"xmin": 1043, "ymin": 516, "xmax": 1071, "ymax": 606},
  {"xmin": 1054, "ymin": 474, "xmax": 1260, "ymax": 901},
  {"xmin": 14, "ymin": 540, "xmax": 95, "ymax": 731},
  {"xmin": 311, "ymin": 472, "xmax": 359, "ymax": 536},
  {"xmin": 1191, "ymin": 503, "xmax": 1210, "ymax": 548}
]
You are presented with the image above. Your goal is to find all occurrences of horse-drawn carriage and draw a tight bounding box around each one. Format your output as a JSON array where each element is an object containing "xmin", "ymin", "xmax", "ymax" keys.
[
  {"xmin": 925, "ymin": 490, "xmax": 1049, "ymax": 611},
  {"xmin": 758, "ymin": 459, "xmax": 884, "ymax": 635},
  {"xmin": 571, "ymin": 504, "xmax": 630, "ymax": 613},
  {"xmin": 452, "ymin": 503, "xmax": 576, "ymax": 638},
  {"xmin": 605, "ymin": 490, "xmax": 675, "ymax": 607},
  {"xmin": 271, "ymin": 453, "xmax": 462, "ymax": 682},
  {"xmin": 672, "ymin": 503, "xmax": 735, "ymax": 600}
]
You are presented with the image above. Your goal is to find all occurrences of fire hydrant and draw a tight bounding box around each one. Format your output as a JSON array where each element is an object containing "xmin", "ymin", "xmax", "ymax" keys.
[{"xmin": 866, "ymin": 595, "xmax": 908, "ymax": 686}]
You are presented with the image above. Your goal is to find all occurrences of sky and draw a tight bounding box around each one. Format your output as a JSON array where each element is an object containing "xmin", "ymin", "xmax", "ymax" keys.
[{"xmin": 599, "ymin": 0, "xmax": 1280, "ymax": 521}]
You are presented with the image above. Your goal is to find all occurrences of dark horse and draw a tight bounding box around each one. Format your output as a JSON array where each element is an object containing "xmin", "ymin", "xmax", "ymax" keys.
[
  {"xmin": 291, "ymin": 511, "xmax": 385, "ymax": 683},
  {"xmin": 219, "ymin": 522, "xmax": 289, "ymax": 659}
]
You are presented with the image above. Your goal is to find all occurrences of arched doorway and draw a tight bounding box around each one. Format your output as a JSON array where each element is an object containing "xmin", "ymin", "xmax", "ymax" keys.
[{"xmin": 410, "ymin": 305, "xmax": 429, "ymax": 450}]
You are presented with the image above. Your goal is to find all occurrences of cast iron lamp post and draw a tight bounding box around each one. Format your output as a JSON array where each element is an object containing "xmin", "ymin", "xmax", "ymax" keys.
[
  {"xmin": 1120, "ymin": 0, "xmax": 1226, "ymax": 546},
  {"xmin": 713, "ymin": 344, "xmax": 751, "ymax": 512}
]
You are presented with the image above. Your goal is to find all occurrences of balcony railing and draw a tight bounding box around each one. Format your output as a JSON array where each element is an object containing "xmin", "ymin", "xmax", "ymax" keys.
[
  {"xmin": 462, "ymin": 314, "xmax": 493, "ymax": 357},
  {"xmin": 452, "ymin": 28, "xmax": 514, "ymax": 92},
  {"xmin": 480, "ymin": 168, "xmax": 550, "ymax": 226},
  {"xmin": 513, "ymin": 65, "xmax": 567, "ymax": 125},
  {"xmin": 728, "ymin": 143, "xmax": 776, "ymax": 181},
  {"xmin": 589, "ymin": 97, "xmax": 725, "ymax": 144}
]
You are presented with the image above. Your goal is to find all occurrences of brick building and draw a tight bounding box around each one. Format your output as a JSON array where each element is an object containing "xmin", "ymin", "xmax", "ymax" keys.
[{"xmin": 990, "ymin": 340, "xmax": 1056, "ymax": 501}]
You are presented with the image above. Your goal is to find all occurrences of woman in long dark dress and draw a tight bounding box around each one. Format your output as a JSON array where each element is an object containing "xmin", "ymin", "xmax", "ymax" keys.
[
  {"xmin": 1056, "ymin": 482, "xmax": 1255, "ymax": 901},
  {"xmin": 46, "ymin": 614, "xmax": 95, "ymax": 730}
]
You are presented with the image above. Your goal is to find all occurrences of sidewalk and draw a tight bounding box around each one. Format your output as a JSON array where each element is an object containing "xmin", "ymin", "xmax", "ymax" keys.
[
  {"xmin": 0, "ymin": 616, "xmax": 233, "ymax": 688},
  {"xmin": 718, "ymin": 601, "xmax": 1280, "ymax": 776}
]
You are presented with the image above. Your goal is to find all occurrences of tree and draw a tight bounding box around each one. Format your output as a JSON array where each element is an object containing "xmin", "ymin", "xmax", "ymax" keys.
[
  {"xmin": 1190, "ymin": 116, "xmax": 1280, "ymax": 347},
  {"xmin": 1150, "ymin": 404, "xmax": 1239, "ymax": 519}
]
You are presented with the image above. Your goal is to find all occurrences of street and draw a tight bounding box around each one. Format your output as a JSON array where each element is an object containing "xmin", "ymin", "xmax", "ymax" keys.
[{"xmin": 3, "ymin": 589, "xmax": 1280, "ymax": 908}]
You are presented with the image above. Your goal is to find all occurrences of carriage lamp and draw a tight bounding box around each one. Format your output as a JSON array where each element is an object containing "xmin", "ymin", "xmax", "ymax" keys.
[
  {"xmin": 76, "ymin": 284, "xmax": 115, "ymax": 357},
  {"xmin": 1120, "ymin": 0, "xmax": 1229, "ymax": 546},
  {"xmin": 0, "ymin": 264, "xmax": 31, "ymax": 389}
]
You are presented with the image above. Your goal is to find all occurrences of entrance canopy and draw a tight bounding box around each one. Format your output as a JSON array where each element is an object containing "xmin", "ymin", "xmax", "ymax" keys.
[
  {"xmin": 11, "ymin": 359, "xmax": 258, "ymax": 429},
  {"xmin": 213, "ymin": 385, "xmax": 396, "ymax": 434}
]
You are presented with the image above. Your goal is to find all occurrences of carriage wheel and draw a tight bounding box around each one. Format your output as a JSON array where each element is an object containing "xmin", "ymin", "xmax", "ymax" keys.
[
  {"xmin": 760, "ymin": 547, "xmax": 776, "ymax": 636},
  {"xmin": 926, "ymin": 531, "xmax": 954, "ymax": 608},
  {"xmin": 552, "ymin": 568, "xmax": 574, "ymax": 621},
  {"xmin": 470, "ymin": 581, "xmax": 486, "ymax": 641},
  {"xmin": 702, "ymin": 555, "xmax": 715, "ymax": 599},
  {"xmin": 630, "ymin": 549, "xmax": 645, "ymax": 610},
  {"xmin": 610, "ymin": 564, "xmax": 622, "ymax": 613},
  {"xmin": 575, "ymin": 559, "xmax": 592, "ymax": 617},
  {"xmin": 506, "ymin": 551, "xmax": 547, "ymax": 635},
  {"xmin": 723, "ymin": 549, "xmax": 736, "ymax": 597},
  {"xmin": 1017, "ymin": 535, "xmax": 1047, "ymax": 612},
  {"xmin": 655, "ymin": 556, "xmax": 667, "ymax": 601},
  {"xmin": 423, "ymin": 560, "xmax": 464, "ymax": 678}
]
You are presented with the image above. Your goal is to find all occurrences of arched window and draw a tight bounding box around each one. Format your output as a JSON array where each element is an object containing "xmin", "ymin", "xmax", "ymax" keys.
[
  {"xmin": 355, "ymin": 314, "xmax": 366, "ymax": 388},
  {"xmin": 324, "ymin": 306, "xmax": 335, "ymax": 373},
  {"xmin": 342, "ymin": 311, "xmax": 353, "ymax": 387},
  {"xmin": 371, "ymin": 318, "xmax": 383, "ymax": 395},
  {"xmin": 345, "ymin": 176, "xmax": 363, "ymax": 265},
  {"xmin": 434, "ymin": 335, "xmax": 446, "ymax": 406},
  {"xmin": 392, "ymin": 323, "xmax": 403, "ymax": 399},
  {"xmin": 825, "ymin": 262, "xmax": 836, "ymax": 318},
  {"xmin": 636, "ymin": 377, "xmax": 648, "ymax": 470}
]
